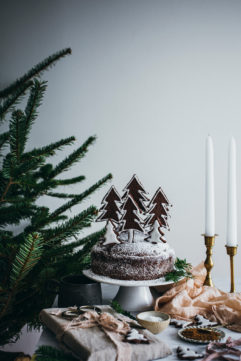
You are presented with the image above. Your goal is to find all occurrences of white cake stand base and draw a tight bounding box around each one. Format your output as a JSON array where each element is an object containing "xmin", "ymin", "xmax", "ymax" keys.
[
  {"xmin": 83, "ymin": 269, "xmax": 175, "ymax": 312},
  {"xmin": 113, "ymin": 285, "xmax": 154, "ymax": 311}
]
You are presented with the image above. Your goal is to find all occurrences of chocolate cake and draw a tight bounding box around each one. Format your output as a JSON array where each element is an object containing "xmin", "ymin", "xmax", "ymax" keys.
[
  {"xmin": 91, "ymin": 241, "xmax": 175, "ymax": 281},
  {"xmin": 91, "ymin": 175, "xmax": 176, "ymax": 281}
]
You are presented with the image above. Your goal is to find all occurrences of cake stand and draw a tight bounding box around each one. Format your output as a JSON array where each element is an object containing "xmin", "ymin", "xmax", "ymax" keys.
[{"xmin": 83, "ymin": 269, "xmax": 175, "ymax": 312}]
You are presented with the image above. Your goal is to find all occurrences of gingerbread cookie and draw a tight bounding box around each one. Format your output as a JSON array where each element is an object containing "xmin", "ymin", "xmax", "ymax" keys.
[
  {"xmin": 170, "ymin": 319, "xmax": 192, "ymax": 328},
  {"xmin": 177, "ymin": 346, "xmax": 204, "ymax": 360},
  {"xmin": 124, "ymin": 329, "xmax": 149, "ymax": 344},
  {"xmin": 193, "ymin": 315, "xmax": 219, "ymax": 327}
]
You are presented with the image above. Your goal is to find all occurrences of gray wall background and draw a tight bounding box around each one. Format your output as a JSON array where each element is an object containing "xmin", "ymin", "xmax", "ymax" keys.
[{"xmin": 1, "ymin": 0, "xmax": 241, "ymax": 281}]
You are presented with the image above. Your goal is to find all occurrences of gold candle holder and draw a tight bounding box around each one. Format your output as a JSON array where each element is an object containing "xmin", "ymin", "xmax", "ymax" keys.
[
  {"xmin": 225, "ymin": 245, "xmax": 238, "ymax": 293},
  {"xmin": 202, "ymin": 235, "xmax": 216, "ymax": 287}
]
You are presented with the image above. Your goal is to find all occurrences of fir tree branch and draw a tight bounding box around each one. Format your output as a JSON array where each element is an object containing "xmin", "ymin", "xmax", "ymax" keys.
[
  {"xmin": 0, "ymin": 132, "xmax": 9, "ymax": 154},
  {"xmin": 0, "ymin": 204, "xmax": 37, "ymax": 227},
  {"xmin": 50, "ymin": 136, "xmax": 96, "ymax": 178},
  {"xmin": 1, "ymin": 153, "xmax": 45, "ymax": 181},
  {"xmin": 27, "ymin": 178, "xmax": 60, "ymax": 198},
  {"xmin": 10, "ymin": 233, "xmax": 43, "ymax": 287},
  {"xmin": 48, "ymin": 173, "xmax": 112, "ymax": 221},
  {"xmin": 23, "ymin": 80, "xmax": 47, "ymax": 145},
  {"xmin": 165, "ymin": 258, "xmax": 193, "ymax": 283},
  {"xmin": 9, "ymin": 110, "xmax": 26, "ymax": 161},
  {"xmin": 0, "ymin": 233, "xmax": 43, "ymax": 320},
  {"xmin": 111, "ymin": 300, "xmax": 136, "ymax": 320},
  {"xmin": 53, "ymin": 175, "xmax": 86, "ymax": 185},
  {"xmin": 46, "ymin": 192, "xmax": 77, "ymax": 198},
  {"xmin": 35, "ymin": 345, "xmax": 77, "ymax": 361},
  {"xmin": 0, "ymin": 48, "xmax": 71, "ymax": 98},
  {"xmin": 0, "ymin": 81, "xmax": 33, "ymax": 121},
  {"xmin": 43, "ymin": 206, "xmax": 98, "ymax": 244},
  {"xmin": 22, "ymin": 136, "xmax": 76, "ymax": 160},
  {"xmin": 0, "ymin": 178, "xmax": 13, "ymax": 202},
  {"xmin": 44, "ymin": 229, "xmax": 105, "ymax": 258}
]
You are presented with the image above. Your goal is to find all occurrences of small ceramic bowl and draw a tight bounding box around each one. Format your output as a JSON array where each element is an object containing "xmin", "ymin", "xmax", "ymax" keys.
[{"xmin": 137, "ymin": 311, "xmax": 170, "ymax": 334}]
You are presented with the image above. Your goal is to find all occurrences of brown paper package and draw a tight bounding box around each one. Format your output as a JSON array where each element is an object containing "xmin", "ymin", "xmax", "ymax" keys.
[{"xmin": 40, "ymin": 306, "xmax": 171, "ymax": 361}]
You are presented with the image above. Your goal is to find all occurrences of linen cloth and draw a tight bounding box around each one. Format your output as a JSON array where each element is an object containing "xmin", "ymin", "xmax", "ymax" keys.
[
  {"xmin": 40, "ymin": 305, "xmax": 171, "ymax": 361},
  {"xmin": 155, "ymin": 262, "xmax": 241, "ymax": 332}
]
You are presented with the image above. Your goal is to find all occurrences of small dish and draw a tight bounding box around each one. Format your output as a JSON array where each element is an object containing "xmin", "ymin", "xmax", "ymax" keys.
[
  {"xmin": 137, "ymin": 311, "xmax": 170, "ymax": 334},
  {"xmin": 178, "ymin": 326, "xmax": 225, "ymax": 344}
]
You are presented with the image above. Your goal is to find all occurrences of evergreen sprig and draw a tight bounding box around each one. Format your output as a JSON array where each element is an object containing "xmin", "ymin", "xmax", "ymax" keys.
[
  {"xmin": 165, "ymin": 258, "xmax": 193, "ymax": 283},
  {"xmin": 111, "ymin": 300, "xmax": 136, "ymax": 320},
  {"xmin": 0, "ymin": 48, "xmax": 112, "ymax": 347},
  {"xmin": 50, "ymin": 136, "xmax": 96, "ymax": 178},
  {"xmin": 23, "ymin": 136, "xmax": 76, "ymax": 159},
  {"xmin": 0, "ymin": 132, "xmax": 9, "ymax": 155},
  {"xmin": 0, "ymin": 48, "xmax": 71, "ymax": 98},
  {"xmin": 35, "ymin": 345, "xmax": 77, "ymax": 361},
  {"xmin": 0, "ymin": 81, "xmax": 33, "ymax": 121},
  {"xmin": 10, "ymin": 233, "xmax": 43, "ymax": 287},
  {"xmin": 48, "ymin": 173, "xmax": 112, "ymax": 221},
  {"xmin": 9, "ymin": 110, "xmax": 26, "ymax": 160},
  {"xmin": 24, "ymin": 79, "xmax": 47, "ymax": 143}
]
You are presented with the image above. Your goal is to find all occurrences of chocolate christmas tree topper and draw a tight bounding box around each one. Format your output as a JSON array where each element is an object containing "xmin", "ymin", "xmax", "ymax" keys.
[{"xmin": 97, "ymin": 175, "xmax": 171, "ymax": 244}]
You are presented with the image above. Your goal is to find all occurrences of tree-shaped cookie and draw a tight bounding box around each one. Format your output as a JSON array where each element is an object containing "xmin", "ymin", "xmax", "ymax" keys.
[
  {"xmin": 103, "ymin": 220, "xmax": 121, "ymax": 246},
  {"xmin": 122, "ymin": 174, "xmax": 149, "ymax": 213},
  {"xmin": 146, "ymin": 220, "xmax": 166, "ymax": 243},
  {"xmin": 145, "ymin": 187, "xmax": 170, "ymax": 229},
  {"xmin": 120, "ymin": 195, "xmax": 144, "ymax": 242},
  {"xmin": 96, "ymin": 186, "xmax": 121, "ymax": 224}
]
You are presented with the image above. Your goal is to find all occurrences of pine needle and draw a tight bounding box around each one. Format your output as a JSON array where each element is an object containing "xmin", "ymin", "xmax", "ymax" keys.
[{"xmin": 165, "ymin": 258, "xmax": 193, "ymax": 283}]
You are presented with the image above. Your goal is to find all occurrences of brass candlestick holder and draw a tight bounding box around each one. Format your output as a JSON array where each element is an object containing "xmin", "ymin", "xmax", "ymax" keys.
[
  {"xmin": 203, "ymin": 234, "xmax": 216, "ymax": 287},
  {"xmin": 225, "ymin": 245, "xmax": 238, "ymax": 293}
]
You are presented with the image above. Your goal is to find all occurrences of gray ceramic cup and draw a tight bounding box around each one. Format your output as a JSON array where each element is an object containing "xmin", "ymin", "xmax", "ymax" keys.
[{"xmin": 57, "ymin": 274, "xmax": 102, "ymax": 307}]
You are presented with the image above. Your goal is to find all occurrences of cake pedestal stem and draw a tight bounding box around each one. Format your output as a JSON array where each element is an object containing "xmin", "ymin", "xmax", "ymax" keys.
[{"xmin": 113, "ymin": 286, "xmax": 154, "ymax": 312}]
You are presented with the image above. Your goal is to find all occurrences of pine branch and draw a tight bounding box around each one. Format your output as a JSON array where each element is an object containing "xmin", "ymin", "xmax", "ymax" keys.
[
  {"xmin": 165, "ymin": 258, "xmax": 193, "ymax": 283},
  {"xmin": 0, "ymin": 47, "xmax": 112, "ymax": 346},
  {"xmin": 10, "ymin": 233, "xmax": 43, "ymax": 287},
  {"xmin": 0, "ymin": 132, "xmax": 9, "ymax": 155},
  {"xmin": 54, "ymin": 230, "xmax": 103, "ymax": 274},
  {"xmin": 0, "ymin": 81, "xmax": 33, "ymax": 121},
  {"xmin": 6, "ymin": 155, "xmax": 45, "ymax": 180},
  {"xmin": 48, "ymin": 173, "xmax": 112, "ymax": 221},
  {"xmin": 50, "ymin": 136, "xmax": 96, "ymax": 178},
  {"xmin": 9, "ymin": 110, "xmax": 26, "ymax": 161},
  {"xmin": 46, "ymin": 192, "xmax": 77, "ymax": 198},
  {"xmin": 42, "ymin": 206, "xmax": 98, "ymax": 244},
  {"xmin": 111, "ymin": 300, "xmax": 136, "ymax": 320},
  {"xmin": 44, "ymin": 229, "xmax": 105, "ymax": 258},
  {"xmin": 35, "ymin": 345, "xmax": 77, "ymax": 361},
  {"xmin": 0, "ymin": 48, "xmax": 71, "ymax": 98},
  {"xmin": 0, "ymin": 177, "xmax": 14, "ymax": 202},
  {"xmin": 53, "ymin": 175, "xmax": 86, "ymax": 185},
  {"xmin": 0, "ymin": 204, "xmax": 37, "ymax": 227},
  {"xmin": 22, "ymin": 136, "xmax": 76, "ymax": 160},
  {"xmin": 28, "ymin": 178, "xmax": 60, "ymax": 198},
  {"xmin": 23, "ymin": 80, "xmax": 47, "ymax": 145},
  {"xmin": 0, "ymin": 233, "xmax": 43, "ymax": 320}
]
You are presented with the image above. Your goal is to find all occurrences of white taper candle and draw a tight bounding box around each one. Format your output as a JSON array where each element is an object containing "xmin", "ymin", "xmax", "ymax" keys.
[{"xmin": 205, "ymin": 135, "xmax": 215, "ymax": 236}]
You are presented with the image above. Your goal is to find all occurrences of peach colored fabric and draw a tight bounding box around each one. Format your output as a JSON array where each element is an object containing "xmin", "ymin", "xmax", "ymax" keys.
[{"xmin": 155, "ymin": 262, "xmax": 241, "ymax": 332}]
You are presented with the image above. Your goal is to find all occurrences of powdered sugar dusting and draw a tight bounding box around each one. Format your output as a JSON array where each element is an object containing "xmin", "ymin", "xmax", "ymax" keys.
[{"xmin": 94, "ymin": 241, "xmax": 175, "ymax": 260}]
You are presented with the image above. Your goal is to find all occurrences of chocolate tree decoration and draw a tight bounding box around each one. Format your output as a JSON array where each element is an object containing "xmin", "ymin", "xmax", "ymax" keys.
[
  {"xmin": 122, "ymin": 174, "xmax": 149, "ymax": 213},
  {"xmin": 145, "ymin": 187, "xmax": 170, "ymax": 229},
  {"xmin": 146, "ymin": 220, "xmax": 166, "ymax": 243},
  {"xmin": 103, "ymin": 220, "xmax": 121, "ymax": 246},
  {"xmin": 120, "ymin": 195, "xmax": 144, "ymax": 242},
  {"xmin": 96, "ymin": 186, "xmax": 121, "ymax": 224}
]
